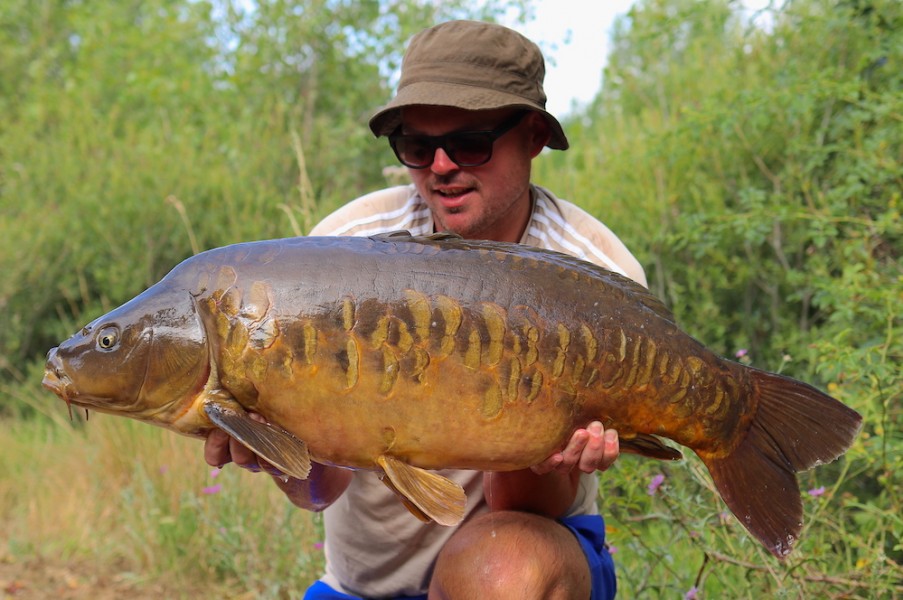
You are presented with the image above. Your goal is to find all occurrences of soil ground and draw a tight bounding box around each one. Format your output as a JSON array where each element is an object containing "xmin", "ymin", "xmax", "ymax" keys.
[{"xmin": 0, "ymin": 558, "xmax": 228, "ymax": 600}]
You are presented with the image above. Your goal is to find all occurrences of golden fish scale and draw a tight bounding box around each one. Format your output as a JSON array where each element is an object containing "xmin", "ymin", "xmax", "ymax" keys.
[{"xmin": 194, "ymin": 240, "xmax": 752, "ymax": 471}]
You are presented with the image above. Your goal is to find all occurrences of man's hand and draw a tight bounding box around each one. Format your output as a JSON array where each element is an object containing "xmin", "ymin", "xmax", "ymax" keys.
[
  {"xmin": 203, "ymin": 412, "xmax": 353, "ymax": 511},
  {"xmin": 530, "ymin": 422, "xmax": 619, "ymax": 475},
  {"xmin": 484, "ymin": 422, "xmax": 619, "ymax": 517},
  {"xmin": 203, "ymin": 412, "xmax": 285, "ymax": 477}
]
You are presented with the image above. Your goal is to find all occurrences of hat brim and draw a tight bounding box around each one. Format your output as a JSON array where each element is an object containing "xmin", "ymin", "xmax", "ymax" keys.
[{"xmin": 369, "ymin": 80, "xmax": 569, "ymax": 150}]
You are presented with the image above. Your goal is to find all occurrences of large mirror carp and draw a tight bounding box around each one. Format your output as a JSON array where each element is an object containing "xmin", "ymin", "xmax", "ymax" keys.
[{"xmin": 42, "ymin": 232, "xmax": 862, "ymax": 558}]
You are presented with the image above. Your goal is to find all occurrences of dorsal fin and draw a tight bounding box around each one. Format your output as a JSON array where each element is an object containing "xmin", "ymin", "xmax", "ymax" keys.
[
  {"xmin": 370, "ymin": 230, "xmax": 416, "ymax": 240},
  {"xmin": 424, "ymin": 231, "xmax": 463, "ymax": 241},
  {"xmin": 370, "ymin": 230, "xmax": 463, "ymax": 242},
  {"xmin": 369, "ymin": 231, "xmax": 677, "ymax": 324}
]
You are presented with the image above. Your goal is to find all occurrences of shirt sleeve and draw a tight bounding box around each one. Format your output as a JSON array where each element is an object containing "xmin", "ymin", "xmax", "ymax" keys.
[
  {"xmin": 309, "ymin": 185, "xmax": 433, "ymax": 237},
  {"xmin": 525, "ymin": 185, "xmax": 648, "ymax": 287}
]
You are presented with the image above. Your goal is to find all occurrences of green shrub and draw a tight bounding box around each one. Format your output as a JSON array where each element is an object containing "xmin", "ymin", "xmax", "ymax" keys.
[{"xmin": 537, "ymin": 0, "xmax": 901, "ymax": 595}]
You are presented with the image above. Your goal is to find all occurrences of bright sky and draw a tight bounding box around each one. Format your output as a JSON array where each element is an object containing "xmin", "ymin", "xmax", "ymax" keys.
[
  {"xmin": 501, "ymin": 0, "xmax": 638, "ymax": 117},
  {"xmin": 502, "ymin": 0, "xmax": 773, "ymax": 117}
]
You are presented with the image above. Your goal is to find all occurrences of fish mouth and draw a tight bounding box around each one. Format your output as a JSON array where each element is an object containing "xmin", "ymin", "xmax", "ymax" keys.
[
  {"xmin": 42, "ymin": 347, "xmax": 109, "ymax": 412},
  {"xmin": 43, "ymin": 348, "xmax": 71, "ymax": 400},
  {"xmin": 43, "ymin": 347, "xmax": 79, "ymax": 419}
]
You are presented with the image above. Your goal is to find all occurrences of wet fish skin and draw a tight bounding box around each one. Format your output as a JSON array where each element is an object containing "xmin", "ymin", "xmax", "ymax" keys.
[{"xmin": 42, "ymin": 233, "xmax": 862, "ymax": 556}]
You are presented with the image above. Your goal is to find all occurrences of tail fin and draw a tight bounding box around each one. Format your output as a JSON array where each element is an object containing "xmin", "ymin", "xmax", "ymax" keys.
[{"xmin": 698, "ymin": 368, "xmax": 862, "ymax": 558}]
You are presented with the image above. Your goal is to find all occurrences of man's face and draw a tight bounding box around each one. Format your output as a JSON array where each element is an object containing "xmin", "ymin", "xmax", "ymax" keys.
[{"xmin": 398, "ymin": 106, "xmax": 549, "ymax": 243}]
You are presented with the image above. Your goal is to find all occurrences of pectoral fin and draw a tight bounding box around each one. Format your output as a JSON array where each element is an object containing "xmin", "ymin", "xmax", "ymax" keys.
[
  {"xmin": 204, "ymin": 401, "xmax": 311, "ymax": 480},
  {"xmin": 619, "ymin": 432, "xmax": 683, "ymax": 461},
  {"xmin": 377, "ymin": 455, "xmax": 466, "ymax": 526}
]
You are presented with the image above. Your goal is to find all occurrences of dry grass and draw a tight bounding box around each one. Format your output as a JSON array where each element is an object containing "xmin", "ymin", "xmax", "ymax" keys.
[{"xmin": 0, "ymin": 411, "xmax": 325, "ymax": 597}]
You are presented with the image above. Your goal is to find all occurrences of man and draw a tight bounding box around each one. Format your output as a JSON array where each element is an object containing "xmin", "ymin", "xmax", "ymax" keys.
[{"xmin": 206, "ymin": 20, "xmax": 647, "ymax": 599}]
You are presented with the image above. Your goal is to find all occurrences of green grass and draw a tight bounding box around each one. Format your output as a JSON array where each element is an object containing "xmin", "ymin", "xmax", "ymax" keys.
[{"xmin": 0, "ymin": 395, "xmax": 325, "ymax": 597}]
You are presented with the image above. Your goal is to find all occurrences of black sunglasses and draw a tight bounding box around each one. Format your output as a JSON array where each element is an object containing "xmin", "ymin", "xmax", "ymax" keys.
[{"xmin": 388, "ymin": 111, "xmax": 527, "ymax": 169}]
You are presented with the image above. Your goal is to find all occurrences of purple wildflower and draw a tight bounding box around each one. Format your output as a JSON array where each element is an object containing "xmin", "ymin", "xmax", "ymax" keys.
[
  {"xmin": 684, "ymin": 586, "xmax": 699, "ymax": 600},
  {"xmin": 210, "ymin": 467, "xmax": 221, "ymax": 479},
  {"xmin": 647, "ymin": 473, "xmax": 665, "ymax": 495},
  {"xmin": 808, "ymin": 486, "xmax": 826, "ymax": 497},
  {"xmin": 735, "ymin": 348, "xmax": 748, "ymax": 358},
  {"xmin": 202, "ymin": 484, "xmax": 223, "ymax": 495}
]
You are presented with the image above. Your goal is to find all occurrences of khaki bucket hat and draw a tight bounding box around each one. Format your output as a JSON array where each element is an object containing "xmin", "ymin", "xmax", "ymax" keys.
[{"xmin": 369, "ymin": 20, "xmax": 569, "ymax": 150}]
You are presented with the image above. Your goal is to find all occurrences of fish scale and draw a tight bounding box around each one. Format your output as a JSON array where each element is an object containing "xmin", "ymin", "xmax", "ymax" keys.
[{"xmin": 42, "ymin": 232, "xmax": 861, "ymax": 556}]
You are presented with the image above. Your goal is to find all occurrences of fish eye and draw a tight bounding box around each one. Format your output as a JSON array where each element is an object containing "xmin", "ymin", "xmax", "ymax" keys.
[{"xmin": 96, "ymin": 326, "xmax": 120, "ymax": 350}]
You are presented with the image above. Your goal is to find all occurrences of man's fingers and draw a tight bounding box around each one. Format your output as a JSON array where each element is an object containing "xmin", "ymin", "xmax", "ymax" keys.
[
  {"xmin": 602, "ymin": 429, "xmax": 619, "ymax": 470},
  {"xmin": 204, "ymin": 428, "xmax": 232, "ymax": 467},
  {"xmin": 530, "ymin": 453, "xmax": 564, "ymax": 475},
  {"xmin": 579, "ymin": 426, "xmax": 619, "ymax": 473},
  {"xmin": 228, "ymin": 435, "xmax": 261, "ymax": 471},
  {"xmin": 577, "ymin": 422, "xmax": 605, "ymax": 473},
  {"xmin": 531, "ymin": 422, "xmax": 621, "ymax": 475},
  {"xmin": 561, "ymin": 428, "xmax": 590, "ymax": 466}
]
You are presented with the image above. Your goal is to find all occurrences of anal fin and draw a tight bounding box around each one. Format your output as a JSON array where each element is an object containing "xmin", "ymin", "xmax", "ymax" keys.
[
  {"xmin": 204, "ymin": 401, "xmax": 311, "ymax": 480},
  {"xmin": 379, "ymin": 476, "xmax": 433, "ymax": 523},
  {"xmin": 377, "ymin": 455, "xmax": 466, "ymax": 526},
  {"xmin": 620, "ymin": 432, "xmax": 683, "ymax": 461}
]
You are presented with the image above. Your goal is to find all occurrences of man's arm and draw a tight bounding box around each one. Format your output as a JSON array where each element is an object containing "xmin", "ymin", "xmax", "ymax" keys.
[{"xmin": 483, "ymin": 421, "xmax": 619, "ymax": 517}]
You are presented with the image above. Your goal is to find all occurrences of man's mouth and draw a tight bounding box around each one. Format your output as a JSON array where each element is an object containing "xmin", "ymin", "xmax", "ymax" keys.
[{"xmin": 435, "ymin": 187, "xmax": 472, "ymax": 198}]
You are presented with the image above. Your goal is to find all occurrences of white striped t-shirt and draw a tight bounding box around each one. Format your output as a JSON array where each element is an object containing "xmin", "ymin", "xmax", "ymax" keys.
[{"xmin": 310, "ymin": 183, "xmax": 647, "ymax": 287}]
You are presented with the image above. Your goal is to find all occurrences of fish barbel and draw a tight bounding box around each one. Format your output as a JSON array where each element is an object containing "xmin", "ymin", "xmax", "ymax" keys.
[{"xmin": 42, "ymin": 232, "xmax": 861, "ymax": 557}]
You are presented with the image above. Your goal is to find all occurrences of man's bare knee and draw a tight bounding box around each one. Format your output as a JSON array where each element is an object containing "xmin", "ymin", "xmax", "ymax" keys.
[{"xmin": 429, "ymin": 511, "xmax": 590, "ymax": 600}]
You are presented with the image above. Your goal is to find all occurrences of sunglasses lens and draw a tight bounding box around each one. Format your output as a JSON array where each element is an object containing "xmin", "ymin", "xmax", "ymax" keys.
[
  {"xmin": 391, "ymin": 137, "xmax": 434, "ymax": 168},
  {"xmin": 445, "ymin": 134, "xmax": 493, "ymax": 167},
  {"xmin": 389, "ymin": 124, "xmax": 509, "ymax": 169}
]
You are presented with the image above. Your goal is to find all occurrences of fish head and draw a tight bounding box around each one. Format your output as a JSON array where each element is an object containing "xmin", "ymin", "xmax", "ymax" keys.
[{"xmin": 42, "ymin": 283, "xmax": 211, "ymax": 427}]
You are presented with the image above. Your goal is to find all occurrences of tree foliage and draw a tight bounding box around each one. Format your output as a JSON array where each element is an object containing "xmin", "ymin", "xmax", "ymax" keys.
[
  {"xmin": 0, "ymin": 0, "xmax": 525, "ymax": 382},
  {"xmin": 538, "ymin": 0, "xmax": 901, "ymax": 595}
]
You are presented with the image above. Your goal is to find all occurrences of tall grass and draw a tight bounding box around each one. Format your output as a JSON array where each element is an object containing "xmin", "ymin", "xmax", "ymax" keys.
[{"xmin": 0, "ymin": 399, "xmax": 325, "ymax": 596}]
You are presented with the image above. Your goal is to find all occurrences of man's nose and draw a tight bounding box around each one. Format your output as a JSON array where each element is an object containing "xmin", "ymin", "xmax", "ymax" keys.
[{"xmin": 430, "ymin": 147, "xmax": 459, "ymax": 174}]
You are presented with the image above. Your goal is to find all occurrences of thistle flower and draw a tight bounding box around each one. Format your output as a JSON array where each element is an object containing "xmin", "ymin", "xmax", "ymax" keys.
[{"xmin": 647, "ymin": 473, "xmax": 665, "ymax": 495}]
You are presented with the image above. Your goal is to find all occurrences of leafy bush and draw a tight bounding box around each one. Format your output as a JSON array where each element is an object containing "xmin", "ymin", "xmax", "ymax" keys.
[{"xmin": 538, "ymin": 0, "xmax": 901, "ymax": 595}]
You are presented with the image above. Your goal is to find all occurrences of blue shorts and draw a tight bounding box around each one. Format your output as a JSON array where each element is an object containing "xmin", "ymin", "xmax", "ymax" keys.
[
  {"xmin": 562, "ymin": 514, "xmax": 617, "ymax": 600},
  {"xmin": 303, "ymin": 514, "xmax": 616, "ymax": 600},
  {"xmin": 303, "ymin": 581, "xmax": 427, "ymax": 600}
]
